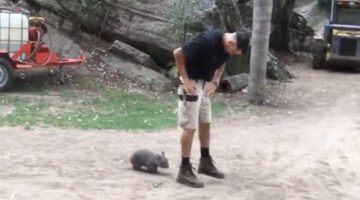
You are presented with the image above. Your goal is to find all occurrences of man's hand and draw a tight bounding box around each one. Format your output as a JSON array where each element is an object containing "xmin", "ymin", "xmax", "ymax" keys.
[
  {"xmin": 205, "ymin": 81, "xmax": 217, "ymax": 97},
  {"xmin": 173, "ymin": 48, "xmax": 196, "ymax": 95},
  {"xmin": 183, "ymin": 79, "xmax": 197, "ymax": 95}
]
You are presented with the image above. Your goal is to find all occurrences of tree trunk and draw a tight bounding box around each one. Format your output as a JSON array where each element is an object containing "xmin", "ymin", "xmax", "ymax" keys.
[
  {"xmin": 248, "ymin": 0, "xmax": 273, "ymax": 105},
  {"xmin": 270, "ymin": 0, "xmax": 296, "ymax": 51}
]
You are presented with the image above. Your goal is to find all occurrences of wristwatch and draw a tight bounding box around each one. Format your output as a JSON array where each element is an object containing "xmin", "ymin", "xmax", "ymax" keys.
[{"xmin": 212, "ymin": 80, "xmax": 219, "ymax": 87}]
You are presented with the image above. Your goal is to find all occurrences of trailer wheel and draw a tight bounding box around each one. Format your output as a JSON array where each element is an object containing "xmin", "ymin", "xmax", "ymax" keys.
[
  {"xmin": 0, "ymin": 57, "xmax": 15, "ymax": 92},
  {"xmin": 312, "ymin": 40, "xmax": 327, "ymax": 70}
]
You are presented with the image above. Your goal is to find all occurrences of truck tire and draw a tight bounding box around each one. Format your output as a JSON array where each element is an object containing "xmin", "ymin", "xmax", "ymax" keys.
[
  {"xmin": 312, "ymin": 40, "xmax": 327, "ymax": 70},
  {"xmin": 0, "ymin": 57, "xmax": 15, "ymax": 92}
]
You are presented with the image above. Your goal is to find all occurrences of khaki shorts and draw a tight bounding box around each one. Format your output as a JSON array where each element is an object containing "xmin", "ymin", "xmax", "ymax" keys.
[{"xmin": 177, "ymin": 80, "xmax": 212, "ymax": 130}]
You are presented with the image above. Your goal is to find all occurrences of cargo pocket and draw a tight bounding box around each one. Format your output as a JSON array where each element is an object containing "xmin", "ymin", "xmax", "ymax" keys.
[{"xmin": 177, "ymin": 86, "xmax": 199, "ymax": 129}]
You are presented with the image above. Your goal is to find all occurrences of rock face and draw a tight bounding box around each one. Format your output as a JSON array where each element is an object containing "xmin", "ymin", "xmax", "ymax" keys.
[
  {"xmin": 26, "ymin": 0, "xmax": 254, "ymax": 66},
  {"xmin": 102, "ymin": 54, "xmax": 173, "ymax": 92},
  {"xmin": 201, "ymin": 0, "xmax": 253, "ymax": 31},
  {"xmin": 110, "ymin": 40, "xmax": 161, "ymax": 71},
  {"xmin": 294, "ymin": 0, "xmax": 328, "ymax": 37},
  {"xmin": 24, "ymin": 0, "xmax": 293, "ymax": 82},
  {"xmin": 0, "ymin": 0, "xmax": 173, "ymax": 91},
  {"xmin": 25, "ymin": 0, "xmax": 207, "ymax": 66},
  {"xmin": 270, "ymin": 0, "xmax": 316, "ymax": 52},
  {"xmin": 288, "ymin": 12, "xmax": 315, "ymax": 52},
  {"xmin": 267, "ymin": 51, "xmax": 293, "ymax": 81}
]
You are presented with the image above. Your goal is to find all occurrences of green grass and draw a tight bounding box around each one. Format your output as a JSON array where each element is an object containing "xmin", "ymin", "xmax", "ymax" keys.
[{"xmin": 0, "ymin": 81, "xmax": 249, "ymax": 131}]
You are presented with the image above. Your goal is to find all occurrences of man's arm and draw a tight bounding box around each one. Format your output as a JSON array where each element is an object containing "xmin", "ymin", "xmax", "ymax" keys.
[
  {"xmin": 173, "ymin": 47, "xmax": 197, "ymax": 95},
  {"xmin": 173, "ymin": 48, "xmax": 189, "ymax": 81},
  {"xmin": 205, "ymin": 63, "xmax": 226, "ymax": 96},
  {"xmin": 212, "ymin": 63, "xmax": 226, "ymax": 86}
]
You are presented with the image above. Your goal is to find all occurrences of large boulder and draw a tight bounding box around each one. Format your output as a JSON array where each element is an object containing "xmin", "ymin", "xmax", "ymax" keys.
[
  {"xmin": 267, "ymin": 51, "xmax": 293, "ymax": 81},
  {"xmin": 200, "ymin": 0, "xmax": 253, "ymax": 31},
  {"xmin": 101, "ymin": 54, "xmax": 173, "ymax": 92},
  {"xmin": 220, "ymin": 73, "xmax": 249, "ymax": 93},
  {"xmin": 294, "ymin": 0, "xmax": 328, "ymax": 37},
  {"xmin": 110, "ymin": 40, "xmax": 161, "ymax": 72},
  {"xmin": 26, "ymin": 0, "xmax": 212, "ymax": 66},
  {"xmin": 25, "ymin": 0, "xmax": 292, "ymax": 82},
  {"xmin": 288, "ymin": 12, "xmax": 315, "ymax": 51},
  {"xmin": 26, "ymin": 0, "xmax": 254, "ymax": 66}
]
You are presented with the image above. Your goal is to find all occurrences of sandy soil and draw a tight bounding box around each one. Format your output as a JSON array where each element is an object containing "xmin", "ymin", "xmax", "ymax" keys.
[{"xmin": 1, "ymin": 59, "xmax": 360, "ymax": 200}]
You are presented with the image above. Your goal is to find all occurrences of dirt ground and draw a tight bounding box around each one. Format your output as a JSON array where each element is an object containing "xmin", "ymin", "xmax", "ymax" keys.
[{"xmin": 1, "ymin": 57, "xmax": 360, "ymax": 200}]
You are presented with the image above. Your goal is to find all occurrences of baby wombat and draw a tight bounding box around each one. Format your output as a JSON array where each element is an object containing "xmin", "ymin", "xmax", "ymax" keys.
[{"xmin": 130, "ymin": 149, "xmax": 169, "ymax": 173}]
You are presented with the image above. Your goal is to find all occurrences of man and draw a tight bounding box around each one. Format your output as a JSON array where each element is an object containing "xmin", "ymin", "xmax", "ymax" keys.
[{"xmin": 173, "ymin": 30, "xmax": 250, "ymax": 188}]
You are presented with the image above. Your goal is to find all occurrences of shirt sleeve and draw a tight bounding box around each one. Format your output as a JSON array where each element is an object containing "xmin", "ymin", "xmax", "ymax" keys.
[{"xmin": 182, "ymin": 37, "xmax": 212, "ymax": 62}]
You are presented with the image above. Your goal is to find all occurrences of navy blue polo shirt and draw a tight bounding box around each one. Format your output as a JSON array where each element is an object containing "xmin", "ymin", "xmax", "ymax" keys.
[{"xmin": 182, "ymin": 30, "xmax": 230, "ymax": 82}]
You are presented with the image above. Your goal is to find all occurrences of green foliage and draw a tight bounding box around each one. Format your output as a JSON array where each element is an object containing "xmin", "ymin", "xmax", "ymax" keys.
[
  {"xmin": 174, "ymin": 0, "xmax": 196, "ymax": 45},
  {"xmin": 318, "ymin": 0, "xmax": 332, "ymax": 11}
]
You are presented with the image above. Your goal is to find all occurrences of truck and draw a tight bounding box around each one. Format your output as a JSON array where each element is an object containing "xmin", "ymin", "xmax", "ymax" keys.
[{"xmin": 313, "ymin": 0, "xmax": 360, "ymax": 69}]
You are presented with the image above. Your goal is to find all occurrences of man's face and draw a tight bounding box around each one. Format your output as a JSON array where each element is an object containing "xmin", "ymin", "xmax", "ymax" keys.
[{"xmin": 226, "ymin": 41, "xmax": 242, "ymax": 56}]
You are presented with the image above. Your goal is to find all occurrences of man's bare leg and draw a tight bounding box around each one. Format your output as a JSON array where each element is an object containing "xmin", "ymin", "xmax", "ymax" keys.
[
  {"xmin": 177, "ymin": 128, "xmax": 204, "ymax": 188},
  {"xmin": 199, "ymin": 123, "xmax": 210, "ymax": 149},
  {"xmin": 181, "ymin": 128, "xmax": 195, "ymax": 158},
  {"xmin": 198, "ymin": 123, "xmax": 225, "ymax": 179}
]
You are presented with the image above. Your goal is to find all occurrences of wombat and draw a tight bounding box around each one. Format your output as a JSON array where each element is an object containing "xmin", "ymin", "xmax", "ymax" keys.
[{"xmin": 130, "ymin": 149, "xmax": 169, "ymax": 173}]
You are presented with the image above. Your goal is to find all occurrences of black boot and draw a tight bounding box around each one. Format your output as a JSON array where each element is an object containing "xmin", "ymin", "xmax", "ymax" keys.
[
  {"xmin": 177, "ymin": 163, "xmax": 204, "ymax": 188},
  {"xmin": 198, "ymin": 157, "xmax": 225, "ymax": 179}
]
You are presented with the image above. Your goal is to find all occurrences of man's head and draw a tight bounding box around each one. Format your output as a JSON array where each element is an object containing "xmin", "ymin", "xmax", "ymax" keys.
[{"xmin": 224, "ymin": 31, "xmax": 250, "ymax": 56}]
